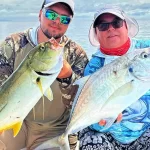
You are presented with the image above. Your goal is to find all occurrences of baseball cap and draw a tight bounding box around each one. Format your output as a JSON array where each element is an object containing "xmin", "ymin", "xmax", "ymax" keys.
[{"xmin": 43, "ymin": 0, "xmax": 74, "ymax": 15}]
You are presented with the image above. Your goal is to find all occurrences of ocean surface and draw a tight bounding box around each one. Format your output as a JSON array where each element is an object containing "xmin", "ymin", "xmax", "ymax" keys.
[{"xmin": 0, "ymin": 15, "xmax": 150, "ymax": 58}]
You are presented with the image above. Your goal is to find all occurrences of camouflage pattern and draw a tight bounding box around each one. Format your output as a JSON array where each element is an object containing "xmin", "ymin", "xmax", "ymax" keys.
[
  {"xmin": 0, "ymin": 29, "xmax": 88, "ymax": 108},
  {"xmin": 0, "ymin": 28, "xmax": 88, "ymax": 149}
]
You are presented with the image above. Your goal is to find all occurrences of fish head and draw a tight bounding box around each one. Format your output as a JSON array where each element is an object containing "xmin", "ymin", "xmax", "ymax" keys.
[
  {"xmin": 129, "ymin": 48, "xmax": 150, "ymax": 81},
  {"xmin": 28, "ymin": 38, "xmax": 64, "ymax": 74}
]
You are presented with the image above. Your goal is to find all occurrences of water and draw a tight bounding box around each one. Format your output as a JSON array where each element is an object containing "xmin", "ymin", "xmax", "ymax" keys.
[{"xmin": 0, "ymin": 16, "xmax": 150, "ymax": 58}]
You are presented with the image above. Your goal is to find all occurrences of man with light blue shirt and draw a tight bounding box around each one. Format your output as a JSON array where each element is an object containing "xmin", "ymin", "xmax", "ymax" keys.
[{"xmin": 79, "ymin": 5, "xmax": 150, "ymax": 150}]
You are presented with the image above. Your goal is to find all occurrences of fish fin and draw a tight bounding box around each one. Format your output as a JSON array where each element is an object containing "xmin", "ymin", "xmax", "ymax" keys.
[
  {"xmin": 44, "ymin": 87, "xmax": 53, "ymax": 101},
  {"xmin": 36, "ymin": 77, "xmax": 44, "ymax": 94},
  {"xmin": 99, "ymin": 82, "xmax": 134, "ymax": 132},
  {"xmin": 109, "ymin": 81, "xmax": 134, "ymax": 99},
  {"xmin": 0, "ymin": 121, "xmax": 22, "ymax": 137},
  {"xmin": 36, "ymin": 78, "xmax": 45, "ymax": 120},
  {"xmin": 12, "ymin": 121, "xmax": 23, "ymax": 137}
]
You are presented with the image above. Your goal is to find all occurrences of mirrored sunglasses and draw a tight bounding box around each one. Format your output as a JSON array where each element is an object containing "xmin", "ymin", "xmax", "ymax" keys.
[{"xmin": 43, "ymin": 9, "xmax": 71, "ymax": 25}]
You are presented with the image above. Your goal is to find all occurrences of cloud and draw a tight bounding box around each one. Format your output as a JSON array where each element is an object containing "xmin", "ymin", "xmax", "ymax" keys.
[
  {"xmin": 0, "ymin": 0, "xmax": 150, "ymax": 20},
  {"xmin": 0, "ymin": 0, "xmax": 19, "ymax": 4}
]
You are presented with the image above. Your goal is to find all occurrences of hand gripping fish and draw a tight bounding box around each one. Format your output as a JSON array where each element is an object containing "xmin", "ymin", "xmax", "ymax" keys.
[
  {"xmin": 0, "ymin": 38, "xmax": 64, "ymax": 137},
  {"xmin": 36, "ymin": 48, "xmax": 150, "ymax": 150}
]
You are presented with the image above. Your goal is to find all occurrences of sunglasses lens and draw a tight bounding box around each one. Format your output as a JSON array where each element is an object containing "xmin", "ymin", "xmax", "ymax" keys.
[
  {"xmin": 97, "ymin": 19, "xmax": 124, "ymax": 31},
  {"xmin": 97, "ymin": 23, "xmax": 109, "ymax": 31},
  {"xmin": 112, "ymin": 19, "xmax": 123, "ymax": 28},
  {"xmin": 45, "ymin": 10, "xmax": 57, "ymax": 20},
  {"xmin": 60, "ymin": 16, "xmax": 71, "ymax": 24},
  {"xmin": 44, "ymin": 9, "xmax": 71, "ymax": 25}
]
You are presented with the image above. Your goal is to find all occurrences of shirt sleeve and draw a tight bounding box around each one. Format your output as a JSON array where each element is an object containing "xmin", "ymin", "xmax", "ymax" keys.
[
  {"xmin": 57, "ymin": 38, "xmax": 89, "ymax": 88},
  {"xmin": 0, "ymin": 38, "xmax": 15, "ymax": 86},
  {"xmin": 84, "ymin": 56, "xmax": 105, "ymax": 76},
  {"xmin": 135, "ymin": 39, "xmax": 150, "ymax": 48}
]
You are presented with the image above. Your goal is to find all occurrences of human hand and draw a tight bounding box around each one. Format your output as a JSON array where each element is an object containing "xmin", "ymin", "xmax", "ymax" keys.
[
  {"xmin": 57, "ymin": 60, "xmax": 72, "ymax": 79},
  {"xmin": 99, "ymin": 113, "xmax": 122, "ymax": 126}
]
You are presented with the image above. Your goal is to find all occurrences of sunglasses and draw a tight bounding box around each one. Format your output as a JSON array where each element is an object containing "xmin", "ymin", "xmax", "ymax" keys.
[
  {"xmin": 96, "ymin": 19, "xmax": 124, "ymax": 31},
  {"xmin": 42, "ymin": 9, "xmax": 71, "ymax": 25}
]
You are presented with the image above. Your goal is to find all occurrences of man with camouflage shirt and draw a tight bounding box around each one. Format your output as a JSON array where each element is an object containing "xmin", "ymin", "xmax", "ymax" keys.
[{"xmin": 0, "ymin": 0, "xmax": 88, "ymax": 149}]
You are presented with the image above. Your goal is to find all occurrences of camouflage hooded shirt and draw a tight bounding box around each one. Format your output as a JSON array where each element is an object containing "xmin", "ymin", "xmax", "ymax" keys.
[{"xmin": 0, "ymin": 28, "xmax": 89, "ymax": 123}]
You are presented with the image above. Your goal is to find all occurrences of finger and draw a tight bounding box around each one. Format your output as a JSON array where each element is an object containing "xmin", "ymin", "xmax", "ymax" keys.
[
  {"xmin": 98, "ymin": 119, "xmax": 106, "ymax": 126},
  {"xmin": 116, "ymin": 113, "xmax": 122, "ymax": 123}
]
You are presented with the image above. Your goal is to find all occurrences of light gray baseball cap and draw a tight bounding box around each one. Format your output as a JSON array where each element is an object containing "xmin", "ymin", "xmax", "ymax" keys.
[{"xmin": 44, "ymin": 0, "xmax": 74, "ymax": 15}]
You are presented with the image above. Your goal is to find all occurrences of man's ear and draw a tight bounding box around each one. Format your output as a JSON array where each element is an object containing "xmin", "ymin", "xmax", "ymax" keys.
[{"xmin": 39, "ymin": 10, "xmax": 42, "ymax": 22}]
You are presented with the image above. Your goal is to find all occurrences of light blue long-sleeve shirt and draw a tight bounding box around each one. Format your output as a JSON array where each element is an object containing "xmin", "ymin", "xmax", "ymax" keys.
[{"xmin": 84, "ymin": 38, "xmax": 150, "ymax": 144}]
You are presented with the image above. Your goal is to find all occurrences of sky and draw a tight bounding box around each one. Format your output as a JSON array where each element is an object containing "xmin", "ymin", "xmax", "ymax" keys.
[{"xmin": 0, "ymin": 0, "xmax": 150, "ymax": 21}]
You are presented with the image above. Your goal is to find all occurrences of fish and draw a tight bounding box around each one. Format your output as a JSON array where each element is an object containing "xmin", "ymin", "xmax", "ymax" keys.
[
  {"xmin": 0, "ymin": 38, "xmax": 64, "ymax": 137},
  {"xmin": 35, "ymin": 48, "xmax": 150, "ymax": 150}
]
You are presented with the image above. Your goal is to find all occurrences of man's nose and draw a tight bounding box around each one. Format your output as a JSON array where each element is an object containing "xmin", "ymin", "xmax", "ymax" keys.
[{"xmin": 53, "ymin": 17, "xmax": 61, "ymax": 24}]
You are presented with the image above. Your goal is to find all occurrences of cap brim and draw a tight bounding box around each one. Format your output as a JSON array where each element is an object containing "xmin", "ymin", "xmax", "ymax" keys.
[
  {"xmin": 44, "ymin": 0, "xmax": 74, "ymax": 15},
  {"xmin": 124, "ymin": 15, "xmax": 139, "ymax": 37},
  {"xmin": 94, "ymin": 9, "xmax": 125, "ymax": 22}
]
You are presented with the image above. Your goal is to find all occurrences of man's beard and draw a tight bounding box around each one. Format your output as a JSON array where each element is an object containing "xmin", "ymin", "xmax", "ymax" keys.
[{"xmin": 41, "ymin": 28, "xmax": 63, "ymax": 39}]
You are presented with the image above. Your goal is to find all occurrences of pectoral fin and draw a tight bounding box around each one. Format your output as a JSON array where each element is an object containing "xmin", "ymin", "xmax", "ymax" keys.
[
  {"xmin": 44, "ymin": 88, "xmax": 53, "ymax": 101},
  {"xmin": 36, "ymin": 77, "xmax": 44, "ymax": 95},
  {"xmin": 99, "ymin": 81, "xmax": 135, "ymax": 132},
  {"xmin": 36, "ymin": 78, "xmax": 45, "ymax": 120}
]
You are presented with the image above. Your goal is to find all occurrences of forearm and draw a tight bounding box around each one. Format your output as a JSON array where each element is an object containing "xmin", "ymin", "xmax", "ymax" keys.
[{"xmin": 57, "ymin": 38, "xmax": 89, "ymax": 108}]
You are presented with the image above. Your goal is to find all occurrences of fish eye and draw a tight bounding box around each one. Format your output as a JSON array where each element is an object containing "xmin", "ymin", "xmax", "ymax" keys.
[
  {"xmin": 40, "ymin": 45, "xmax": 45, "ymax": 51},
  {"xmin": 141, "ymin": 52, "xmax": 148, "ymax": 59}
]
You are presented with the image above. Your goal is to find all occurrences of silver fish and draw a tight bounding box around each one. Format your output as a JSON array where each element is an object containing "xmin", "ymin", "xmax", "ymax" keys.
[{"xmin": 36, "ymin": 48, "xmax": 150, "ymax": 150}]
